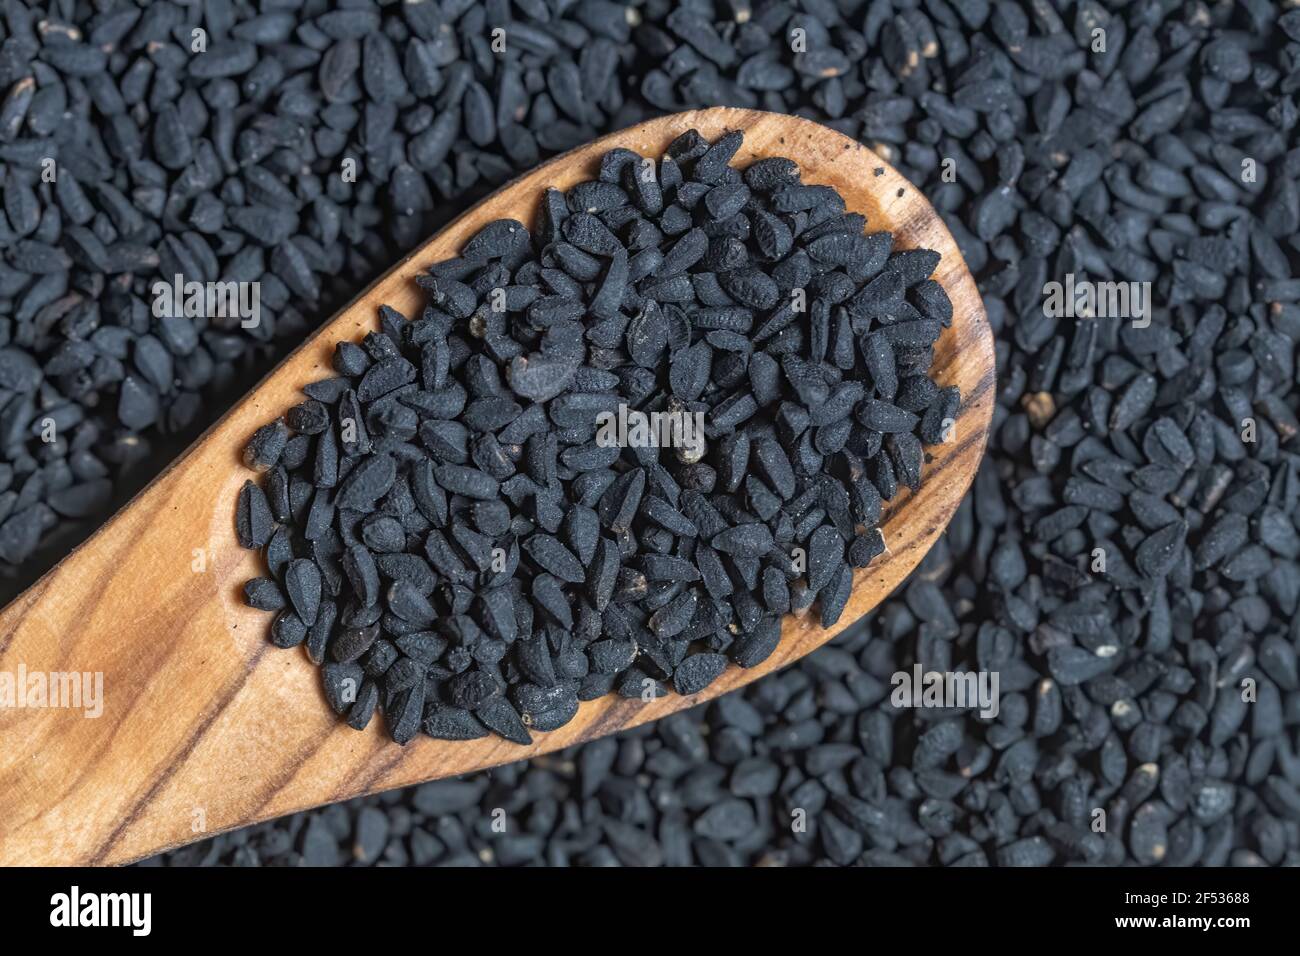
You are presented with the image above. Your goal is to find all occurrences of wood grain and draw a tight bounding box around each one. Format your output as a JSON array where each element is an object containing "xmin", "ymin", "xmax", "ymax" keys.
[{"xmin": 0, "ymin": 108, "xmax": 994, "ymax": 865}]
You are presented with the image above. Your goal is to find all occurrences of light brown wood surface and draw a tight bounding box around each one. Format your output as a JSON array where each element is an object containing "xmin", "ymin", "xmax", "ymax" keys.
[{"xmin": 0, "ymin": 108, "xmax": 994, "ymax": 865}]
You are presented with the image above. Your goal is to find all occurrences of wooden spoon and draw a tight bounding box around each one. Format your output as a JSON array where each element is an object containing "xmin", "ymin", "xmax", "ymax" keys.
[{"xmin": 0, "ymin": 107, "xmax": 993, "ymax": 865}]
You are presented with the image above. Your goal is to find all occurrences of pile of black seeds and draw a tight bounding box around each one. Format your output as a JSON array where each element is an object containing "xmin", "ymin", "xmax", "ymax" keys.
[
  {"xmin": 0, "ymin": 0, "xmax": 1292, "ymax": 866},
  {"xmin": 236, "ymin": 128, "xmax": 953, "ymax": 745}
]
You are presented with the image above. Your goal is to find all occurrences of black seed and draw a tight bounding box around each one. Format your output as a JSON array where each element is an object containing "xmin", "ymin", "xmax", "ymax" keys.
[
  {"xmin": 243, "ymin": 421, "xmax": 289, "ymax": 472},
  {"xmin": 236, "ymin": 481, "xmax": 276, "ymax": 549},
  {"xmin": 270, "ymin": 611, "xmax": 308, "ymax": 649},
  {"xmin": 336, "ymin": 454, "xmax": 396, "ymax": 512},
  {"xmin": 284, "ymin": 559, "xmax": 322, "ymax": 626},
  {"xmin": 424, "ymin": 706, "xmax": 490, "ymax": 741},
  {"xmin": 433, "ymin": 464, "xmax": 499, "ymax": 500},
  {"xmin": 244, "ymin": 577, "xmax": 285, "ymax": 612},
  {"xmin": 343, "ymin": 545, "xmax": 381, "ymax": 607},
  {"xmin": 475, "ymin": 698, "xmax": 532, "ymax": 745},
  {"xmin": 524, "ymin": 534, "xmax": 585, "ymax": 583},
  {"xmin": 674, "ymin": 653, "xmax": 728, "ymax": 696},
  {"xmin": 712, "ymin": 523, "xmax": 773, "ymax": 558},
  {"xmin": 322, "ymin": 663, "xmax": 363, "ymax": 715}
]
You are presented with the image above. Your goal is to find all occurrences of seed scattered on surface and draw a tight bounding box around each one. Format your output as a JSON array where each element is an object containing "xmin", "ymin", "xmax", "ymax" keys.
[{"xmin": 2, "ymin": 0, "xmax": 1283, "ymax": 869}]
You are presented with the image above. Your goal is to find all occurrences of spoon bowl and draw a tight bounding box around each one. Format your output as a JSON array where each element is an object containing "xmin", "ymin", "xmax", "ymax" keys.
[{"xmin": 0, "ymin": 107, "xmax": 993, "ymax": 865}]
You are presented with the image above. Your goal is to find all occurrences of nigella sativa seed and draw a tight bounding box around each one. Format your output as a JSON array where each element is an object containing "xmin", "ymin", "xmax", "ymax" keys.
[{"xmin": 235, "ymin": 130, "xmax": 952, "ymax": 746}]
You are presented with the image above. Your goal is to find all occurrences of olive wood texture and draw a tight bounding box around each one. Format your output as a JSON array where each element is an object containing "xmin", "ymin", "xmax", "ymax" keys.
[{"xmin": 0, "ymin": 108, "xmax": 993, "ymax": 865}]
